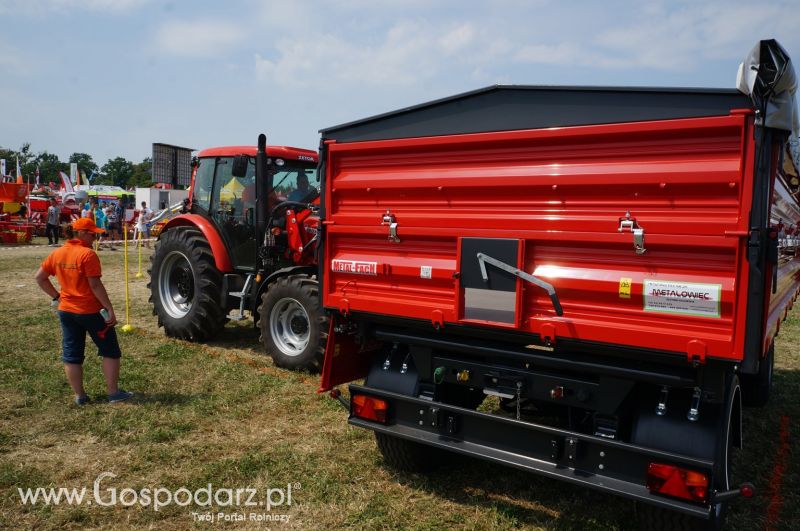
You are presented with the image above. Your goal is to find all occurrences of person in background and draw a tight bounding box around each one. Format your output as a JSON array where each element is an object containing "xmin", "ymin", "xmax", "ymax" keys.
[
  {"xmin": 138, "ymin": 201, "xmax": 153, "ymax": 248},
  {"xmin": 46, "ymin": 198, "xmax": 60, "ymax": 246},
  {"xmin": 288, "ymin": 171, "xmax": 312, "ymax": 202},
  {"xmin": 94, "ymin": 203, "xmax": 107, "ymax": 249},
  {"xmin": 113, "ymin": 200, "xmax": 124, "ymax": 240},
  {"xmin": 34, "ymin": 218, "xmax": 134, "ymax": 405},
  {"xmin": 105, "ymin": 202, "xmax": 118, "ymax": 250},
  {"xmin": 81, "ymin": 201, "xmax": 93, "ymax": 219}
]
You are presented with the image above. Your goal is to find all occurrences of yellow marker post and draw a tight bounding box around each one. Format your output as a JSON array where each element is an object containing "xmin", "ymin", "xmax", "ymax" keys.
[
  {"xmin": 135, "ymin": 231, "xmax": 144, "ymax": 279},
  {"xmin": 120, "ymin": 222, "xmax": 134, "ymax": 333}
]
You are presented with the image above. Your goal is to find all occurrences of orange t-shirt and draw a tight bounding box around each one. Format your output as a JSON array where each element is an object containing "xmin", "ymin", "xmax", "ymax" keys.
[{"xmin": 41, "ymin": 239, "xmax": 103, "ymax": 314}]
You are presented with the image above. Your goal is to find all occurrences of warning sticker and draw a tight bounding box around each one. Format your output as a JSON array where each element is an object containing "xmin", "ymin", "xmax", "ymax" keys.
[
  {"xmin": 420, "ymin": 266, "xmax": 432, "ymax": 279},
  {"xmin": 618, "ymin": 277, "xmax": 632, "ymax": 299},
  {"xmin": 643, "ymin": 280, "xmax": 721, "ymax": 318}
]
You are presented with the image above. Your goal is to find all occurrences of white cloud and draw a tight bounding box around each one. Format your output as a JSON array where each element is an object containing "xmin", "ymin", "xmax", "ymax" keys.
[
  {"xmin": 154, "ymin": 20, "xmax": 244, "ymax": 58},
  {"xmin": 0, "ymin": 0, "xmax": 152, "ymax": 14},
  {"xmin": 255, "ymin": 20, "xmax": 492, "ymax": 88},
  {"xmin": 438, "ymin": 23, "xmax": 475, "ymax": 55}
]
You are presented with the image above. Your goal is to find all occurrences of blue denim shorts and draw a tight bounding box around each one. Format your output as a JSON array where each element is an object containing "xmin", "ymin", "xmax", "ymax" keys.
[{"xmin": 58, "ymin": 311, "xmax": 122, "ymax": 364}]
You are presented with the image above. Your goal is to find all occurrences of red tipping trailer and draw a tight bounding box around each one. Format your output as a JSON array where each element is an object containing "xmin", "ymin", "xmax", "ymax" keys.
[{"xmin": 316, "ymin": 40, "xmax": 800, "ymax": 528}]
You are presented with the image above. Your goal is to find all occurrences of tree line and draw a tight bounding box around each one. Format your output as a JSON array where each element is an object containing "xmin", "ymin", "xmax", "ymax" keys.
[{"xmin": 0, "ymin": 143, "xmax": 153, "ymax": 189}]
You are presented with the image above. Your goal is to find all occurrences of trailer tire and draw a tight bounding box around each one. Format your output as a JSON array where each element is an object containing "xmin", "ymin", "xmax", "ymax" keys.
[
  {"xmin": 635, "ymin": 375, "xmax": 740, "ymax": 531},
  {"xmin": 148, "ymin": 228, "xmax": 226, "ymax": 341},
  {"xmin": 741, "ymin": 343, "xmax": 773, "ymax": 408},
  {"xmin": 375, "ymin": 433, "xmax": 446, "ymax": 473},
  {"xmin": 258, "ymin": 275, "xmax": 327, "ymax": 371}
]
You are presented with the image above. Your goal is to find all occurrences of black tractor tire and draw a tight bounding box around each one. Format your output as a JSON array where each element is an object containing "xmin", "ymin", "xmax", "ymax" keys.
[
  {"xmin": 741, "ymin": 343, "xmax": 774, "ymax": 408},
  {"xmin": 148, "ymin": 228, "xmax": 226, "ymax": 341},
  {"xmin": 374, "ymin": 433, "xmax": 447, "ymax": 473},
  {"xmin": 258, "ymin": 274, "xmax": 327, "ymax": 371}
]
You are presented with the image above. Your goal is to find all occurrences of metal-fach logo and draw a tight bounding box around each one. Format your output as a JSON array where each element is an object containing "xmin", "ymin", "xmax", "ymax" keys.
[{"xmin": 18, "ymin": 472, "xmax": 297, "ymax": 523}]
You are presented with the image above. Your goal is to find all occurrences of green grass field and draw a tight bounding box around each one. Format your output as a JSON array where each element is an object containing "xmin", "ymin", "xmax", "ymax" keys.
[{"xmin": 0, "ymin": 239, "xmax": 797, "ymax": 529}]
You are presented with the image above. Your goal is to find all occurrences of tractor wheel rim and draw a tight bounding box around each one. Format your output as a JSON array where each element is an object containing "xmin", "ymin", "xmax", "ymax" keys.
[
  {"xmin": 270, "ymin": 297, "xmax": 310, "ymax": 357},
  {"xmin": 159, "ymin": 251, "xmax": 195, "ymax": 319}
]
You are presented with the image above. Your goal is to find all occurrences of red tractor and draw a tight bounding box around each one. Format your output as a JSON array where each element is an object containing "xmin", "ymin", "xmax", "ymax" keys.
[{"xmin": 148, "ymin": 137, "xmax": 326, "ymax": 370}]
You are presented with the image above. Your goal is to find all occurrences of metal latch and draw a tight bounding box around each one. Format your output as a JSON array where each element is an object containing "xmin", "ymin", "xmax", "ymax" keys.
[
  {"xmin": 618, "ymin": 211, "xmax": 646, "ymax": 255},
  {"xmin": 381, "ymin": 210, "xmax": 400, "ymax": 243}
]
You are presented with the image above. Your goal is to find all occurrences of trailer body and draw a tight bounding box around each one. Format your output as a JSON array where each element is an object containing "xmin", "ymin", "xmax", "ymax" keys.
[{"xmin": 318, "ymin": 42, "xmax": 800, "ymax": 527}]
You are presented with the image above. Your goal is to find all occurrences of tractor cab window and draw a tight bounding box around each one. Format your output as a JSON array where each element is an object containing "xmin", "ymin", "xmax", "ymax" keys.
[
  {"xmin": 193, "ymin": 157, "xmax": 215, "ymax": 213},
  {"xmin": 272, "ymin": 164, "xmax": 319, "ymax": 204},
  {"xmin": 211, "ymin": 157, "xmax": 257, "ymax": 269}
]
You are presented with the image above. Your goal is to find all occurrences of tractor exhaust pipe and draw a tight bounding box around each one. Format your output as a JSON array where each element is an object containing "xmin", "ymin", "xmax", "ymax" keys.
[{"xmin": 256, "ymin": 133, "xmax": 268, "ymax": 238}]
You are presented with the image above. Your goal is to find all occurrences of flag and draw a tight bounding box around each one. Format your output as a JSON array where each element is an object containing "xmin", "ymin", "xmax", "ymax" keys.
[
  {"xmin": 16, "ymin": 158, "xmax": 23, "ymax": 184},
  {"xmin": 59, "ymin": 171, "xmax": 75, "ymax": 193},
  {"xmin": 35, "ymin": 166, "xmax": 40, "ymax": 187}
]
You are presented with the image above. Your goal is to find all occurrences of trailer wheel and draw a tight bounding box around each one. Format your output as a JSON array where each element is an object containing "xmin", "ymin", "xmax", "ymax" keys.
[
  {"xmin": 374, "ymin": 433, "xmax": 446, "ymax": 473},
  {"xmin": 258, "ymin": 275, "xmax": 327, "ymax": 371},
  {"xmin": 635, "ymin": 376, "xmax": 740, "ymax": 531},
  {"xmin": 149, "ymin": 228, "xmax": 226, "ymax": 341},
  {"xmin": 741, "ymin": 343, "xmax": 773, "ymax": 407}
]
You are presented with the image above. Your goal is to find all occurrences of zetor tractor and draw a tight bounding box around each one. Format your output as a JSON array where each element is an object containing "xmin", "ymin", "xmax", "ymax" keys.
[{"xmin": 148, "ymin": 137, "xmax": 326, "ymax": 370}]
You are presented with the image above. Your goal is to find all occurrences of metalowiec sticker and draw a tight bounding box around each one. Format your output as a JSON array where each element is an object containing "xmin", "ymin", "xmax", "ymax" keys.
[
  {"xmin": 643, "ymin": 280, "xmax": 721, "ymax": 318},
  {"xmin": 331, "ymin": 259, "xmax": 378, "ymax": 275}
]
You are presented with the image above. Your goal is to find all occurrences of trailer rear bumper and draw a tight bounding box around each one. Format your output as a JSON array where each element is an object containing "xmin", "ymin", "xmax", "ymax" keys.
[{"xmin": 348, "ymin": 383, "xmax": 713, "ymax": 519}]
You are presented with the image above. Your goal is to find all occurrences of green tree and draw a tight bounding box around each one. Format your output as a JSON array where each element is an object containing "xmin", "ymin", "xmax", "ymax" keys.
[
  {"xmin": 101, "ymin": 157, "xmax": 134, "ymax": 188},
  {"xmin": 129, "ymin": 157, "xmax": 153, "ymax": 188},
  {"xmin": 32, "ymin": 152, "xmax": 68, "ymax": 185}
]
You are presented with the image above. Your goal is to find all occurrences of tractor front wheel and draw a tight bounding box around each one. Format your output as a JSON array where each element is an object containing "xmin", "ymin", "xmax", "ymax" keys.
[
  {"xmin": 149, "ymin": 228, "xmax": 226, "ymax": 341},
  {"xmin": 258, "ymin": 275, "xmax": 327, "ymax": 371}
]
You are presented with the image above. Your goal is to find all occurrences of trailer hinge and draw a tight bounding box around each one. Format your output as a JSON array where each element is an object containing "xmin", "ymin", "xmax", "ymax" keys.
[{"xmin": 618, "ymin": 211, "xmax": 646, "ymax": 255}]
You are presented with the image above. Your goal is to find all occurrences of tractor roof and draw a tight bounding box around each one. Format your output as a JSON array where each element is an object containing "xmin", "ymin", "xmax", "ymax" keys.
[
  {"xmin": 197, "ymin": 145, "xmax": 318, "ymax": 162},
  {"xmin": 320, "ymin": 84, "xmax": 751, "ymax": 143}
]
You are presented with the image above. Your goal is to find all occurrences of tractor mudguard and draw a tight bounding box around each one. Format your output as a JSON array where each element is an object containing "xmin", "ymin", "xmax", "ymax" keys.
[
  {"xmin": 252, "ymin": 265, "xmax": 317, "ymax": 315},
  {"xmin": 160, "ymin": 214, "xmax": 233, "ymax": 273}
]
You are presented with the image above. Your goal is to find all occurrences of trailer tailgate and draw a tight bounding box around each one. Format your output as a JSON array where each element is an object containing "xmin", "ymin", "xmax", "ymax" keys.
[{"xmin": 323, "ymin": 113, "xmax": 756, "ymax": 362}]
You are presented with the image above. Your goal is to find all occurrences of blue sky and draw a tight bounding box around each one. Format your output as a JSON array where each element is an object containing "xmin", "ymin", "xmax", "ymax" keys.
[{"xmin": 2, "ymin": 0, "xmax": 799, "ymax": 166}]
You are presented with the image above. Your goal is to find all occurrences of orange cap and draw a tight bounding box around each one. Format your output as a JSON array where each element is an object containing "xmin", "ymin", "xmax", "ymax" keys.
[{"xmin": 72, "ymin": 217, "xmax": 105, "ymax": 233}]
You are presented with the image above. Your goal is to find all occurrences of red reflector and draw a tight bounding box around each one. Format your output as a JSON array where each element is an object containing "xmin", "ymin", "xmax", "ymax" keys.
[
  {"xmin": 740, "ymin": 483, "xmax": 754, "ymax": 498},
  {"xmin": 646, "ymin": 463, "xmax": 709, "ymax": 503},
  {"xmin": 351, "ymin": 394, "xmax": 388, "ymax": 424}
]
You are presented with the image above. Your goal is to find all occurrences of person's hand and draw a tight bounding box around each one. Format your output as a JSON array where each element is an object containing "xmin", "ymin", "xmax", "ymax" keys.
[{"xmin": 105, "ymin": 309, "xmax": 118, "ymax": 327}]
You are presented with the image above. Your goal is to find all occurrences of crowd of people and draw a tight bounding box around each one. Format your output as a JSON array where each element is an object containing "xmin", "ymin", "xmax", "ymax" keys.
[{"xmin": 76, "ymin": 198, "xmax": 153, "ymax": 249}]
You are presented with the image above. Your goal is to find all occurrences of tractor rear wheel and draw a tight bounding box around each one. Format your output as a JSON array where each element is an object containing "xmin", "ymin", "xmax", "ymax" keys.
[
  {"xmin": 149, "ymin": 228, "xmax": 226, "ymax": 341},
  {"xmin": 258, "ymin": 274, "xmax": 327, "ymax": 371}
]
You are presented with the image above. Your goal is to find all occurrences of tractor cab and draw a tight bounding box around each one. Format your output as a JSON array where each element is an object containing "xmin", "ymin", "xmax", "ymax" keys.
[{"xmin": 190, "ymin": 146, "xmax": 319, "ymax": 270}]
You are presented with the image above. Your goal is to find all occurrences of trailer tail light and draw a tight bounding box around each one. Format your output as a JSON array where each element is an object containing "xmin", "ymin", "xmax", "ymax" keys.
[
  {"xmin": 351, "ymin": 394, "xmax": 388, "ymax": 424},
  {"xmin": 646, "ymin": 463, "xmax": 709, "ymax": 503}
]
